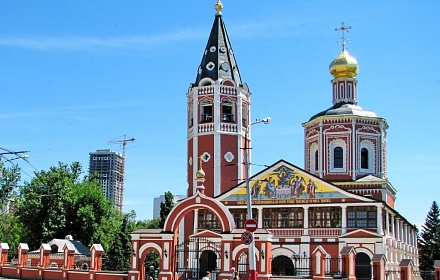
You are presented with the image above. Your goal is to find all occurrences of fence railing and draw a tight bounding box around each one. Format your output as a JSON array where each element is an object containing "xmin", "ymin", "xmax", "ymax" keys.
[{"xmin": 324, "ymin": 257, "xmax": 346, "ymax": 277}]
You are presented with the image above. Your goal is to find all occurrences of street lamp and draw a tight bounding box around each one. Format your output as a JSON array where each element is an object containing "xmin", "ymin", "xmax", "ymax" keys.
[{"xmin": 244, "ymin": 117, "xmax": 270, "ymax": 280}]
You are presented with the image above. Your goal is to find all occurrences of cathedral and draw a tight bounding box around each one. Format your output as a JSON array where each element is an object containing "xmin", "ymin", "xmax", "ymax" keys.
[{"xmin": 130, "ymin": 2, "xmax": 418, "ymax": 280}]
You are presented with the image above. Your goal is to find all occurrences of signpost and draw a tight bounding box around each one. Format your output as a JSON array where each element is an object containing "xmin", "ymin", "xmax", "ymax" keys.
[{"xmin": 244, "ymin": 219, "xmax": 258, "ymax": 232}]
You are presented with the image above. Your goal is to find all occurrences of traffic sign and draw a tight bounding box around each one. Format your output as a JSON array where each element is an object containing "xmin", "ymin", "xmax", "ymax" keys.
[
  {"xmin": 241, "ymin": 231, "xmax": 253, "ymax": 245},
  {"xmin": 244, "ymin": 219, "xmax": 258, "ymax": 232}
]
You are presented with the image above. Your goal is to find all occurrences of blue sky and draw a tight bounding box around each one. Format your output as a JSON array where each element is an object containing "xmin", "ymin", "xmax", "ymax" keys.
[{"xmin": 0, "ymin": 1, "xmax": 438, "ymax": 226}]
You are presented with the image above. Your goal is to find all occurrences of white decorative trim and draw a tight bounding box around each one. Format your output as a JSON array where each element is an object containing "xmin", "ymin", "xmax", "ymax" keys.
[
  {"xmin": 201, "ymin": 152, "xmax": 211, "ymax": 162},
  {"xmin": 329, "ymin": 139, "xmax": 346, "ymax": 173},
  {"xmin": 224, "ymin": 152, "xmax": 234, "ymax": 163}
]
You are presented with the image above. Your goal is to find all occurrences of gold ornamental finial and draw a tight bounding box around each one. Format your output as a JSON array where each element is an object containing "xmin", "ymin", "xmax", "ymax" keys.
[
  {"xmin": 334, "ymin": 22, "xmax": 352, "ymax": 52},
  {"xmin": 196, "ymin": 155, "xmax": 206, "ymax": 180},
  {"xmin": 215, "ymin": 0, "xmax": 223, "ymax": 15}
]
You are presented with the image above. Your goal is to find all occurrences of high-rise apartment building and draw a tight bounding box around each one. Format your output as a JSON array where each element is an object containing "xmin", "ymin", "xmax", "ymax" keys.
[{"xmin": 89, "ymin": 149, "xmax": 124, "ymax": 211}]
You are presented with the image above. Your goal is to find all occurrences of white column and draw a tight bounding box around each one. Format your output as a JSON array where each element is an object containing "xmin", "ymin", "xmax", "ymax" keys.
[
  {"xmin": 303, "ymin": 206, "xmax": 309, "ymax": 235},
  {"xmin": 194, "ymin": 209, "xmax": 199, "ymax": 234},
  {"xmin": 396, "ymin": 218, "xmax": 401, "ymax": 241},
  {"xmin": 377, "ymin": 206, "xmax": 383, "ymax": 234},
  {"xmin": 341, "ymin": 205, "xmax": 347, "ymax": 234},
  {"xmin": 391, "ymin": 214, "xmax": 395, "ymax": 240},
  {"xmin": 319, "ymin": 121, "xmax": 323, "ymax": 178},
  {"xmin": 385, "ymin": 210, "xmax": 389, "ymax": 237},
  {"xmin": 403, "ymin": 224, "xmax": 407, "ymax": 244},
  {"xmin": 352, "ymin": 119, "xmax": 356, "ymax": 180},
  {"xmin": 258, "ymin": 207, "xmax": 263, "ymax": 228}
]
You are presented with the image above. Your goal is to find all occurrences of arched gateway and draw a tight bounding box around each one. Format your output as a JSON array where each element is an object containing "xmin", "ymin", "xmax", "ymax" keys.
[{"xmin": 128, "ymin": 177, "xmax": 272, "ymax": 280}]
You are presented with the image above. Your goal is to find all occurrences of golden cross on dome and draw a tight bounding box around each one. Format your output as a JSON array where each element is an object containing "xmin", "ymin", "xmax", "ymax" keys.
[
  {"xmin": 198, "ymin": 155, "xmax": 203, "ymax": 170},
  {"xmin": 334, "ymin": 22, "xmax": 352, "ymax": 51}
]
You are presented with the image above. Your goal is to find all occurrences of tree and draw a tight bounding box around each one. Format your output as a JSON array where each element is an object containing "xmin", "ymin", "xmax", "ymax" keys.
[
  {"xmin": 159, "ymin": 191, "xmax": 174, "ymax": 229},
  {"xmin": 0, "ymin": 213, "xmax": 22, "ymax": 250},
  {"xmin": 0, "ymin": 163, "xmax": 23, "ymax": 249},
  {"xmin": 16, "ymin": 162, "xmax": 121, "ymax": 250},
  {"xmin": 418, "ymin": 201, "xmax": 440, "ymax": 270},
  {"xmin": 0, "ymin": 163, "xmax": 21, "ymax": 207}
]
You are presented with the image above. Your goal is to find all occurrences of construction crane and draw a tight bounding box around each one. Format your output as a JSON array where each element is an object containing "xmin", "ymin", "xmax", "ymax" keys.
[
  {"xmin": 107, "ymin": 135, "xmax": 135, "ymax": 159},
  {"xmin": 107, "ymin": 135, "xmax": 135, "ymax": 211}
]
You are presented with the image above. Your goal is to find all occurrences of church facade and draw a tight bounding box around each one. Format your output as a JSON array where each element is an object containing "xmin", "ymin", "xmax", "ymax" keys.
[{"xmin": 130, "ymin": 2, "xmax": 418, "ymax": 280}]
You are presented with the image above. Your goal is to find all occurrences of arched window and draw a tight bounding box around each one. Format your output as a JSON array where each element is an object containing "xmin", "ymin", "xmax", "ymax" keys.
[
  {"xmin": 333, "ymin": 147, "xmax": 343, "ymax": 168},
  {"xmin": 339, "ymin": 84, "xmax": 345, "ymax": 99},
  {"xmin": 360, "ymin": 140, "xmax": 375, "ymax": 173},
  {"xmin": 309, "ymin": 143, "xmax": 319, "ymax": 172},
  {"xmin": 348, "ymin": 83, "xmax": 353, "ymax": 99},
  {"xmin": 361, "ymin": 148, "xmax": 369, "ymax": 169},
  {"xmin": 314, "ymin": 150, "xmax": 319, "ymax": 171}
]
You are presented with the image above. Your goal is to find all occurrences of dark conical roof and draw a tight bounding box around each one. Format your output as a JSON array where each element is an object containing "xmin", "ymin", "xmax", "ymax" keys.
[{"xmin": 195, "ymin": 9, "xmax": 242, "ymax": 85}]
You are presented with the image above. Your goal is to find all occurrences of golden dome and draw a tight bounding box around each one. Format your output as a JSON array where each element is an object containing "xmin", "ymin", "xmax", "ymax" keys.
[{"xmin": 329, "ymin": 50, "xmax": 358, "ymax": 78}]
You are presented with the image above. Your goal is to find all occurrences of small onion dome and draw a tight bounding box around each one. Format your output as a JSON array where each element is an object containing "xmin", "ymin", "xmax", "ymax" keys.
[
  {"xmin": 329, "ymin": 50, "xmax": 358, "ymax": 78},
  {"xmin": 214, "ymin": 0, "xmax": 223, "ymax": 15},
  {"xmin": 196, "ymin": 168, "xmax": 206, "ymax": 181}
]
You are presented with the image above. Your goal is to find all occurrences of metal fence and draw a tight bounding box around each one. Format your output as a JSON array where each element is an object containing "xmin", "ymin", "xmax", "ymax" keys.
[
  {"xmin": 270, "ymin": 255, "xmax": 312, "ymax": 277},
  {"xmin": 415, "ymin": 270, "xmax": 435, "ymax": 280},
  {"xmin": 324, "ymin": 257, "xmax": 346, "ymax": 278},
  {"xmin": 6, "ymin": 250, "xmax": 18, "ymax": 266}
]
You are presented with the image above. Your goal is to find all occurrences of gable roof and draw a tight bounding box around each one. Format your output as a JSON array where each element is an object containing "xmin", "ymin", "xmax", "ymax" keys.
[
  {"xmin": 217, "ymin": 159, "xmax": 376, "ymax": 206},
  {"xmin": 48, "ymin": 238, "xmax": 90, "ymax": 255}
]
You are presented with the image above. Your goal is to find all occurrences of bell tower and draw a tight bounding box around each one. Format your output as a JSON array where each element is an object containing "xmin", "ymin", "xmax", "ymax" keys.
[{"xmin": 187, "ymin": 0, "xmax": 250, "ymax": 198}]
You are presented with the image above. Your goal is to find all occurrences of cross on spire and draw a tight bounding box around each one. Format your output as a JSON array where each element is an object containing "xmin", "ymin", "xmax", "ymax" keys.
[{"xmin": 335, "ymin": 22, "xmax": 352, "ymax": 51}]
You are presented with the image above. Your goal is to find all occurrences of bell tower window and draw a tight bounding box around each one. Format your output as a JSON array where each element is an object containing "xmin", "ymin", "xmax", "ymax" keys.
[
  {"xmin": 242, "ymin": 104, "xmax": 249, "ymax": 127},
  {"xmin": 222, "ymin": 101, "xmax": 234, "ymax": 122},
  {"xmin": 201, "ymin": 102, "xmax": 213, "ymax": 122},
  {"xmin": 188, "ymin": 105, "xmax": 194, "ymax": 128}
]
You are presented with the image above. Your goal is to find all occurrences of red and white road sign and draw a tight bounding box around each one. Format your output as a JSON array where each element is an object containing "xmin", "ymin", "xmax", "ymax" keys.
[{"xmin": 244, "ymin": 219, "xmax": 258, "ymax": 232}]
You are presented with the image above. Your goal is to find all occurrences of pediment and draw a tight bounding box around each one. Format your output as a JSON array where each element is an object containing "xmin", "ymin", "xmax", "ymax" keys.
[
  {"xmin": 191, "ymin": 230, "xmax": 223, "ymax": 239},
  {"xmin": 340, "ymin": 228, "xmax": 383, "ymax": 238},
  {"xmin": 217, "ymin": 160, "xmax": 374, "ymax": 206}
]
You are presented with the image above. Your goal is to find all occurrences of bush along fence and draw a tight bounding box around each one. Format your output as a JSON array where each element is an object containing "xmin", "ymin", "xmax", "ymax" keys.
[{"xmin": 0, "ymin": 242, "xmax": 128, "ymax": 280}]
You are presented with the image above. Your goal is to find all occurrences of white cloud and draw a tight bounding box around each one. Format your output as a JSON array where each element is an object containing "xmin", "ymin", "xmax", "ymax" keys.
[{"xmin": 0, "ymin": 29, "xmax": 206, "ymax": 51}]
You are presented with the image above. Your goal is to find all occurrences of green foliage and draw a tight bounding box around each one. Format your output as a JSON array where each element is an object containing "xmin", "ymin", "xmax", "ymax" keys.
[
  {"xmin": 418, "ymin": 201, "xmax": 440, "ymax": 270},
  {"xmin": 16, "ymin": 162, "xmax": 122, "ymax": 250},
  {"xmin": 0, "ymin": 163, "xmax": 23, "ymax": 248},
  {"xmin": 0, "ymin": 213, "xmax": 22, "ymax": 249},
  {"xmin": 103, "ymin": 213, "xmax": 132, "ymax": 271},
  {"xmin": 0, "ymin": 163, "xmax": 21, "ymax": 206},
  {"xmin": 159, "ymin": 191, "xmax": 174, "ymax": 229}
]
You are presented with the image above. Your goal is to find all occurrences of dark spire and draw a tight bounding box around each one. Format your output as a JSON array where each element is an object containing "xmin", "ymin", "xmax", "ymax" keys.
[{"xmin": 194, "ymin": 1, "xmax": 242, "ymax": 86}]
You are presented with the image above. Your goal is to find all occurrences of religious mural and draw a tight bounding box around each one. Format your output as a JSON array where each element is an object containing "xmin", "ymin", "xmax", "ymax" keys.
[{"xmin": 223, "ymin": 164, "xmax": 351, "ymax": 204}]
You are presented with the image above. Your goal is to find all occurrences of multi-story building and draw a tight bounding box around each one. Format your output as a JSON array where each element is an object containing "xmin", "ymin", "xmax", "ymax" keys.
[
  {"xmin": 153, "ymin": 194, "xmax": 187, "ymax": 219},
  {"xmin": 89, "ymin": 149, "xmax": 124, "ymax": 211}
]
